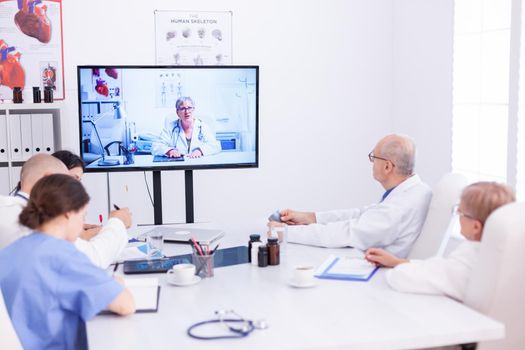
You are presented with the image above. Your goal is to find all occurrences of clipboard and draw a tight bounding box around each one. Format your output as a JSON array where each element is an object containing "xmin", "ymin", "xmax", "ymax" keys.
[{"xmin": 315, "ymin": 255, "xmax": 379, "ymax": 282}]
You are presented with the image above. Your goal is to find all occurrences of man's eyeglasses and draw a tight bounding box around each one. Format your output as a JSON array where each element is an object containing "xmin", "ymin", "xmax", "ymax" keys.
[
  {"xmin": 177, "ymin": 106, "xmax": 194, "ymax": 112},
  {"xmin": 368, "ymin": 152, "xmax": 395, "ymax": 167}
]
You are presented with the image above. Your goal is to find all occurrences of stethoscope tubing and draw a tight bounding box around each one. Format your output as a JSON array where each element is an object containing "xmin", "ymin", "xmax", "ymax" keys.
[{"xmin": 187, "ymin": 319, "xmax": 255, "ymax": 340}]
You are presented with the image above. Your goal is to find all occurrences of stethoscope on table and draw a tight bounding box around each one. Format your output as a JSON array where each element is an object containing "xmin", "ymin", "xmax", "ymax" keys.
[{"xmin": 187, "ymin": 310, "xmax": 269, "ymax": 340}]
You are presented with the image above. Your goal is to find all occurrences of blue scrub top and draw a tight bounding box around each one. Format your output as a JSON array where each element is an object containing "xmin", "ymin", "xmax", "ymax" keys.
[{"xmin": 0, "ymin": 233, "xmax": 123, "ymax": 350}]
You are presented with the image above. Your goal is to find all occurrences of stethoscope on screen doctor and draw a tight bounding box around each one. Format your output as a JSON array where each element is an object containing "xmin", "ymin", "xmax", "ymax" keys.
[
  {"xmin": 171, "ymin": 119, "xmax": 204, "ymax": 147},
  {"xmin": 187, "ymin": 310, "xmax": 268, "ymax": 340}
]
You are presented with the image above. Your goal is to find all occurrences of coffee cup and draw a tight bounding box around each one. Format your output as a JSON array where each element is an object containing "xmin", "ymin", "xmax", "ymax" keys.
[
  {"xmin": 292, "ymin": 265, "xmax": 315, "ymax": 284},
  {"xmin": 167, "ymin": 263, "xmax": 196, "ymax": 283}
]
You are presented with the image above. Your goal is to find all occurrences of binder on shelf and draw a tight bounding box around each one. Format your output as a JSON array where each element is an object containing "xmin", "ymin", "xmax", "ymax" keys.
[
  {"xmin": 0, "ymin": 115, "xmax": 8, "ymax": 162},
  {"xmin": 8, "ymin": 114, "xmax": 22, "ymax": 161},
  {"xmin": 41, "ymin": 113, "xmax": 54, "ymax": 154},
  {"xmin": 315, "ymin": 255, "xmax": 379, "ymax": 282},
  {"xmin": 0, "ymin": 167, "xmax": 9, "ymax": 195},
  {"xmin": 19, "ymin": 114, "xmax": 33, "ymax": 160},
  {"xmin": 30, "ymin": 114, "xmax": 44, "ymax": 154}
]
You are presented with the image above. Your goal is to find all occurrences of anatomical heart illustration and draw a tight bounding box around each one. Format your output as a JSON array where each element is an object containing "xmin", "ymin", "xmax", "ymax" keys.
[
  {"xmin": 14, "ymin": 0, "xmax": 52, "ymax": 44},
  {"xmin": 41, "ymin": 62, "xmax": 56, "ymax": 89},
  {"xmin": 95, "ymin": 78, "xmax": 109, "ymax": 97},
  {"xmin": 105, "ymin": 68, "xmax": 118, "ymax": 80},
  {"xmin": 0, "ymin": 40, "xmax": 26, "ymax": 90}
]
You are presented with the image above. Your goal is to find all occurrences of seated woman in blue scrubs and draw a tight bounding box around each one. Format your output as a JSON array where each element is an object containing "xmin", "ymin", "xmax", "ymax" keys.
[{"xmin": 0, "ymin": 174, "xmax": 135, "ymax": 350}]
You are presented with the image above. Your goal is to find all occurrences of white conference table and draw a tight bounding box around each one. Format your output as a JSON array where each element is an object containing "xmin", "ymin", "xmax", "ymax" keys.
[{"xmin": 87, "ymin": 226, "xmax": 504, "ymax": 350}]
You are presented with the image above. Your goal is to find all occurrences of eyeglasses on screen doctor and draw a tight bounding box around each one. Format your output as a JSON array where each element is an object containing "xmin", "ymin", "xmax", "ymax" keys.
[
  {"xmin": 177, "ymin": 106, "xmax": 194, "ymax": 112},
  {"xmin": 368, "ymin": 152, "xmax": 395, "ymax": 167}
]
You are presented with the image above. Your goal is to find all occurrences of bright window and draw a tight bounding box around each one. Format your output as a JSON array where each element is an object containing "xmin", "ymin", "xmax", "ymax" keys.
[{"xmin": 452, "ymin": 0, "xmax": 512, "ymax": 184}]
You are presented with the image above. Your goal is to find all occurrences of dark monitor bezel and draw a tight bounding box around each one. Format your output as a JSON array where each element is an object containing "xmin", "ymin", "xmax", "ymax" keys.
[{"xmin": 76, "ymin": 65, "xmax": 259, "ymax": 173}]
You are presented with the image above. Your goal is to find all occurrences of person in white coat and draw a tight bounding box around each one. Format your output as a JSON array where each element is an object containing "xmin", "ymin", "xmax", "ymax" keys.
[
  {"xmin": 267, "ymin": 134, "xmax": 432, "ymax": 258},
  {"xmin": 0, "ymin": 154, "xmax": 131, "ymax": 269},
  {"xmin": 366, "ymin": 182, "xmax": 515, "ymax": 302},
  {"xmin": 151, "ymin": 96, "xmax": 221, "ymax": 158}
]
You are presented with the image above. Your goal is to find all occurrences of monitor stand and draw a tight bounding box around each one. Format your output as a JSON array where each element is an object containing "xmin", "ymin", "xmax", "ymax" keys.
[{"xmin": 152, "ymin": 170, "xmax": 194, "ymax": 225}]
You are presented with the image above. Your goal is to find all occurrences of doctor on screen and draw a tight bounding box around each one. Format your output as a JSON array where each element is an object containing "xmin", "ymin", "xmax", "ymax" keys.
[{"xmin": 151, "ymin": 96, "xmax": 221, "ymax": 158}]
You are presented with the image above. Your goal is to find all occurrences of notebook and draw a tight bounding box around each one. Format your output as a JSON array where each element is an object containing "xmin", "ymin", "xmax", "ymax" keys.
[
  {"xmin": 124, "ymin": 278, "xmax": 160, "ymax": 312},
  {"xmin": 99, "ymin": 277, "xmax": 160, "ymax": 314},
  {"xmin": 139, "ymin": 226, "xmax": 225, "ymax": 245}
]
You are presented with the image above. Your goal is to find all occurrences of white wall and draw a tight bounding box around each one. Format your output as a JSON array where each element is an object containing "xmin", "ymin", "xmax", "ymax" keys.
[
  {"xmin": 57, "ymin": 0, "xmax": 453, "ymax": 237},
  {"xmin": 392, "ymin": 0, "xmax": 454, "ymax": 186}
]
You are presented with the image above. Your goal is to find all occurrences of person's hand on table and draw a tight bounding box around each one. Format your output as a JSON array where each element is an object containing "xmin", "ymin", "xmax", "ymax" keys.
[
  {"xmin": 186, "ymin": 149, "xmax": 203, "ymax": 158},
  {"xmin": 365, "ymin": 248, "xmax": 408, "ymax": 267},
  {"xmin": 166, "ymin": 149, "xmax": 182, "ymax": 158}
]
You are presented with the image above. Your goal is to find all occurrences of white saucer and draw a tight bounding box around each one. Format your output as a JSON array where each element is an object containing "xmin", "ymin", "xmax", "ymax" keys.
[
  {"xmin": 167, "ymin": 275, "xmax": 201, "ymax": 287},
  {"xmin": 287, "ymin": 278, "xmax": 316, "ymax": 288}
]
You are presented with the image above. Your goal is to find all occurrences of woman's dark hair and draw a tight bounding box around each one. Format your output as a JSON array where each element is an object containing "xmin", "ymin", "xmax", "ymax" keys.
[
  {"xmin": 52, "ymin": 150, "xmax": 85, "ymax": 171},
  {"xmin": 19, "ymin": 174, "xmax": 90, "ymax": 229}
]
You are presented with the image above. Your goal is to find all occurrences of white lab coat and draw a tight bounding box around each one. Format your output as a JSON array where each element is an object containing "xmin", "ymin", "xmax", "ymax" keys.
[
  {"xmin": 151, "ymin": 117, "xmax": 221, "ymax": 156},
  {"xmin": 286, "ymin": 174, "xmax": 432, "ymax": 258},
  {"xmin": 0, "ymin": 195, "xmax": 29, "ymax": 249},
  {"xmin": 0, "ymin": 194, "xmax": 128, "ymax": 269},
  {"xmin": 386, "ymin": 241, "xmax": 480, "ymax": 302}
]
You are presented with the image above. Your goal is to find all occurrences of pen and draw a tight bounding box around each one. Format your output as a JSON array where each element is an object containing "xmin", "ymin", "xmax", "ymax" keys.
[
  {"xmin": 113, "ymin": 204, "xmax": 120, "ymax": 210},
  {"xmin": 113, "ymin": 262, "xmax": 119, "ymax": 273},
  {"xmin": 190, "ymin": 238, "xmax": 204, "ymax": 256},
  {"xmin": 210, "ymin": 244, "xmax": 220, "ymax": 255}
]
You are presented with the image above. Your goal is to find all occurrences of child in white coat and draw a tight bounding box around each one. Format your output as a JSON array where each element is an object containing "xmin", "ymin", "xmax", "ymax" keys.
[{"xmin": 365, "ymin": 181, "xmax": 515, "ymax": 302}]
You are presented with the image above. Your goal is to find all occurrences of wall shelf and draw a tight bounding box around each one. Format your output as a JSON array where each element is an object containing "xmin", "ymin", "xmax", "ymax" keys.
[{"xmin": 0, "ymin": 104, "xmax": 62, "ymax": 194}]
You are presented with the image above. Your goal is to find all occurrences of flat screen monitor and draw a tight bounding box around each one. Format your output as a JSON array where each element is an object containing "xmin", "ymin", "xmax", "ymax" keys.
[{"xmin": 77, "ymin": 65, "xmax": 258, "ymax": 172}]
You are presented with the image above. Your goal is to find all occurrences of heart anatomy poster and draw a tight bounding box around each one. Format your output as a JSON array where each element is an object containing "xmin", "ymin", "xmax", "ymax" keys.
[
  {"xmin": 154, "ymin": 10, "xmax": 232, "ymax": 66},
  {"xmin": 0, "ymin": 0, "xmax": 64, "ymax": 101}
]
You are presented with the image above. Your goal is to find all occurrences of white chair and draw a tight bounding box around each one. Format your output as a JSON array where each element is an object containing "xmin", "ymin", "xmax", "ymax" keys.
[
  {"xmin": 409, "ymin": 173, "xmax": 468, "ymax": 259},
  {"xmin": 0, "ymin": 291, "xmax": 23, "ymax": 349},
  {"xmin": 463, "ymin": 202, "xmax": 525, "ymax": 350}
]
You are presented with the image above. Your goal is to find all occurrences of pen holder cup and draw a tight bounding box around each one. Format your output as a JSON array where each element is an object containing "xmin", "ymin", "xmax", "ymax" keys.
[
  {"xmin": 192, "ymin": 253, "xmax": 214, "ymax": 278},
  {"xmin": 124, "ymin": 152, "xmax": 135, "ymax": 165}
]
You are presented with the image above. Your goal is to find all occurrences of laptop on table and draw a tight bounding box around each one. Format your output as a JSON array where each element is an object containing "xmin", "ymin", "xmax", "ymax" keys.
[{"xmin": 139, "ymin": 227, "xmax": 224, "ymax": 246}]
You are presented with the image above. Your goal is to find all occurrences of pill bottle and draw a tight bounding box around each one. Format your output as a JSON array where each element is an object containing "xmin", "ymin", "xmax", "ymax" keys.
[
  {"xmin": 33, "ymin": 87, "xmax": 42, "ymax": 103},
  {"xmin": 267, "ymin": 238, "xmax": 280, "ymax": 266},
  {"xmin": 44, "ymin": 86, "xmax": 53, "ymax": 103},
  {"xmin": 251, "ymin": 236, "xmax": 263, "ymax": 266},
  {"xmin": 13, "ymin": 87, "xmax": 23, "ymax": 103},
  {"xmin": 248, "ymin": 234, "xmax": 261, "ymax": 263},
  {"xmin": 258, "ymin": 245, "xmax": 268, "ymax": 267}
]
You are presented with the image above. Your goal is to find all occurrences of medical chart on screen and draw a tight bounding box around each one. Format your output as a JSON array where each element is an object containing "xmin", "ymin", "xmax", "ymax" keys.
[
  {"xmin": 0, "ymin": 0, "xmax": 64, "ymax": 100},
  {"xmin": 154, "ymin": 10, "xmax": 232, "ymax": 66}
]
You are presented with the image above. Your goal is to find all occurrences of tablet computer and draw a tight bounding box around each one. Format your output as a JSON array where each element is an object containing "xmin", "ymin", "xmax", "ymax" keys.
[
  {"xmin": 123, "ymin": 245, "xmax": 248, "ymax": 274},
  {"xmin": 123, "ymin": 256, "xmax": 191, "ymax": 274}
]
